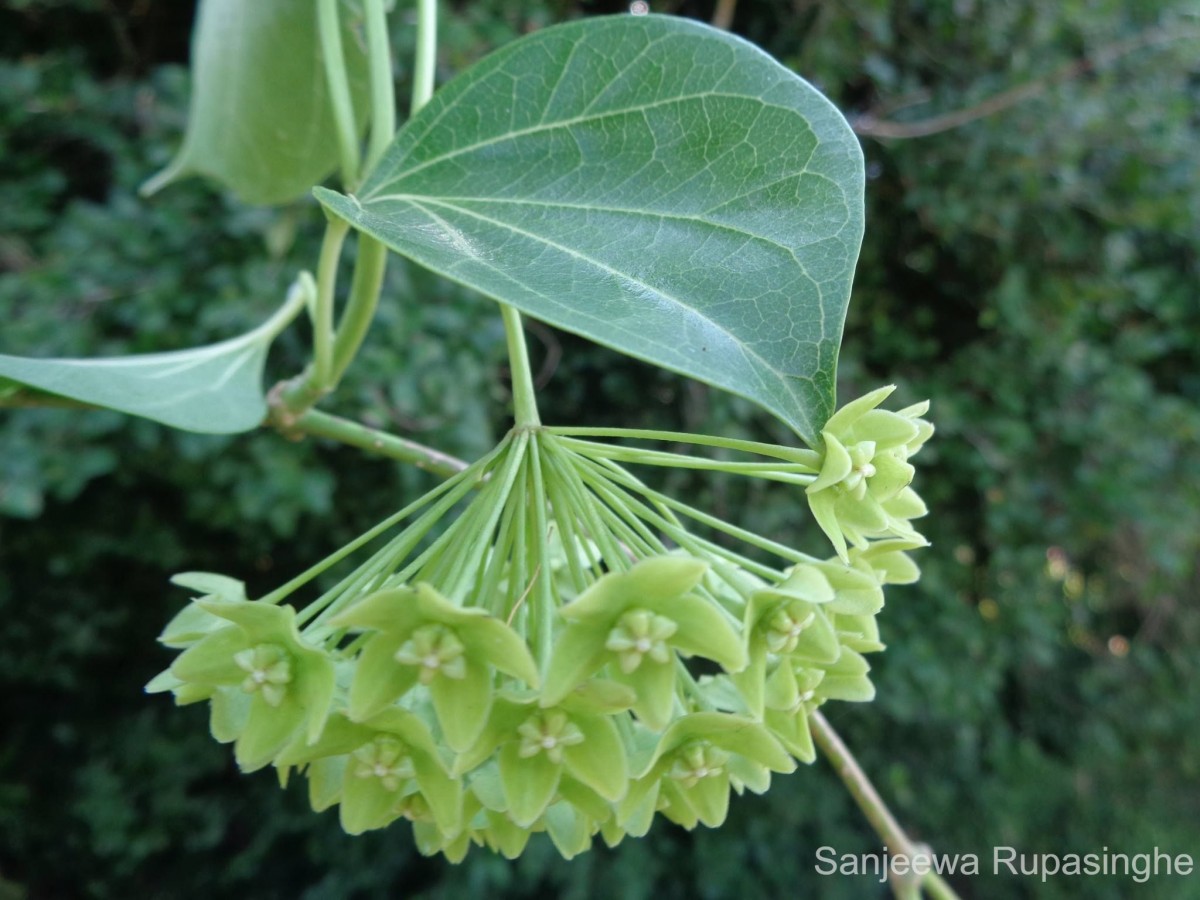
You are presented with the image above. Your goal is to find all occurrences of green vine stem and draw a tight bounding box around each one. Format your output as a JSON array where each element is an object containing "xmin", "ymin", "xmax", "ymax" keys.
[
  {"xmin": 272, "ymin": 0, "xmax": 409, "ymax": 417},
  {"xmin": 317, "ymin": 0, "xmax": 361, "ymax": 190},
  {"xmin": 288, "ymin": 408, "xmax": 468, "ymax": 477},
  {"xmin": 362, "ymin": 0, "xmax": 396, "ymax": 172},
  {"xmin": 328, "ymin": 236, "xmax": 388, "ymax": 385},
  {"xmin": 325, "ymin": 0, "xmax": 396, "ymax": 385},
  {"xmin": 411, "ymin": 0, "xmax": 438, "ymax": 111},
  {"xmin": 312, "ymin": 217, "xmax": 351, "ymax": 389},
  {"xmin": 811, "ymin": 711, "xmax": 963, "ymax": 900}
]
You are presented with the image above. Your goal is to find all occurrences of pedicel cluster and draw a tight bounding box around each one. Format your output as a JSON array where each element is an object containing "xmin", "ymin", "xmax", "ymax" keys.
[{"xmin": 147, "ymin": 386, "xmax": 931, "ymax": 860}]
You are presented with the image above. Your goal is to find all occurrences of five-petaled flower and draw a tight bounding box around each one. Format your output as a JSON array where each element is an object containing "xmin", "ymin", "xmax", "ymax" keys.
[
  {"xmin": 165, "ymin": 599, "xmax": 335, "ymax": 772},
  {"xmin": 328, "ymin": 583, "xmax": 539, "ymax": 751},
  {"xmin": 542, "ymin": 556, "xmax": 747, "ymax": 729},
  {"xmin": 806, "ymin": 385, "xmax": 932, "ymax": 560}
]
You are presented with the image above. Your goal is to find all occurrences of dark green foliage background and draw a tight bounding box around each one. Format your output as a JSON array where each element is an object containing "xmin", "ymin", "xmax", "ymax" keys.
[{"xmin": 1, "ymin": 1, "xmax": 1197, "ymax": 898}]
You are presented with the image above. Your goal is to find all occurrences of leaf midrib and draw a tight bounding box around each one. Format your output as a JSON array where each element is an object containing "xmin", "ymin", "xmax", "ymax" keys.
[
  {"xmin": 408, "ymin": 195, "xmax": 818, "ymax": 438},
  {"xmin": 364, "ymin": 191, "xmax": 837, "ymax": 261}
]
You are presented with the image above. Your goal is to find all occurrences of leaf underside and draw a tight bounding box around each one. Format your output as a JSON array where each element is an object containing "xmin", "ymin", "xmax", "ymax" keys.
[
  {"xmin": 144, "ymin": 0, "xmax": 371, "ymax": 205},
  {"xmin": 0, "ymin": 296, "xmax": 301, "ymax": 433},
  {"xmin": 317, "ymin": 14, "xmax": 864, "ymax": 444}
]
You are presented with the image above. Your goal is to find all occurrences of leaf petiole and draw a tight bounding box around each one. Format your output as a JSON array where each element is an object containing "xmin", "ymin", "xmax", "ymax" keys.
[
  {"xmin": 312, "ymin": 217, "xmax": 351, "ymax": 390},
  {"xmin": 410, "ymin": 0, "xmax": 437, "ymax": 112},
  {"xmin": 501, "ymin": 305, "xmax": 541, "ymax": 428}
]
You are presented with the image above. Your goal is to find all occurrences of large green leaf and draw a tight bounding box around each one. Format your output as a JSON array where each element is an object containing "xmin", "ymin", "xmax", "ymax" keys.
[
  {"xmin": 143, "ymin": 0, "xmax": 370, "ymax": 205},
  {"xmin": 0, "ymin": 284, "xmax": 307, "ymax": 434},
  {"xmin": 316, "ymin": 14, "xmax": 864, "ymax": 443}
]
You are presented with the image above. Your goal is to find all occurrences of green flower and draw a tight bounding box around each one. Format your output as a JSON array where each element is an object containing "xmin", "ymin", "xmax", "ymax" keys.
[
  {"xmin": 816, "ymin": 647, "xmax": 875, "ymax": 703},
  {"xmin": 543, "ymin": 557, "xmax": 746, "ymax": 730},
  {"xmin": 848, "ymin": 538, "xmax": 924, "ymax": 586},
  {"xmin": 352, "ymin": 736, "xmax": 415, "ymax": 791},
  {"xmin": 167, "ymin": 599, "xmax": 334, "ymax": 772},
  {"xmin": 411, "ymin": 776, "xmax": 616, "ymax": 862},
  {"xmin": 763, "ymin": 649, "xmax": 876, "ymax": 763},
  {"xmin": 617, "ymin": 712, "xmax": 794, "ymax": 835},
  {"xmin": 832, "ymin": 611, "xmax": 886, "ymax": 654},
  {"xmin": 806, "ymin": 386, "xmax": 933, "ymax": 560},
  {"xmin": 234, "ymin": 643, "xmax": 293, "ymax": 706},
  {"xmin": 762, "ymin": 663, "xmax": 824, "ymax": 761},
  {"xmin": 605, "ymin": 609, "xmax": 678, "ymax": 673},
  {"xmin": 329, "ymin": 583, "xmax": 539, "ymax": 752},
  {"xmin": 276, "ymin": 709, "xmax": 463, "ymax": 837},
  {"xmin": 413, "ymin": 821, "xmax": 475, "ymax": 863},
  {"xmin": 143, "ymin": 669, "xmax": 214, "ymax": 707},
  {"xmin": 733, "ymin": 564, "xmax": 840, "ymax": 718},
  {"xmin": 516, "ymin": 709, "xmax": 586, "ymax": 763},
  {"xmin": 392, "ymin": 623, "xmax": 468, "ymax": 684},
  {"xmin": 541, "ymin": 797, "xmax": 605, "ymax": 859},
  {"xmin": 155, "ymin": 572, "xmax": 248, "ymax": 648},
  {"xmin": 454, "ymin": 686, "xmax": 632, "ymax": 828}
]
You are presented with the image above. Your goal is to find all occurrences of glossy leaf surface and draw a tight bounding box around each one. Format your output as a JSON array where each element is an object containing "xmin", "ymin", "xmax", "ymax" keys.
[{"xmin": 316, "ymin": 14, "xmax": 864, "ymax": 443}]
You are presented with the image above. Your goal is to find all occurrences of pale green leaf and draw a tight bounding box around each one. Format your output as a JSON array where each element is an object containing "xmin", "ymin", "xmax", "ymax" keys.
[
  {"xmin": 143, "ymin": 0, "xmax": 370, "ymax": 205},
  {"xmin": 0, "ymin": 286, "xmax": 306, "ymax": 433},
  {"xmin": 316, "ymin": 15, "xmax": 864, "ymax": 443}
]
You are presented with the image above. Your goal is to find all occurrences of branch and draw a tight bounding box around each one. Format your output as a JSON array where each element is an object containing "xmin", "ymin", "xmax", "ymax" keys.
[
  {"xmin": 854, "ymin": 25, "xmax": 1194, "ymax": 139},
  {"xmin": 271, "ymin": 404, "xmax": 468, "ymax": 477},
  {"xmin": 711, "ymin": 0, "xmax": 737, "ymax": 31},
  {"xmin": 811, "ymin": 710, "xmax": 962, "ymax": 900}
]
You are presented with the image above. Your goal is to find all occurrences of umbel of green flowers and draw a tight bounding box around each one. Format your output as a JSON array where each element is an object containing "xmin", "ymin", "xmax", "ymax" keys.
[{"xmin": 147, "ymin": 386, "xmax": 931, "ymax": 860}]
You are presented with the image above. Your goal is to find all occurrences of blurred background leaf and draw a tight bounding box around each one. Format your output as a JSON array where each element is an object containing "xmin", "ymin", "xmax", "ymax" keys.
[{"xmin": 141, "ymin": 0, "xmax": 372, "ymax": 205}]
